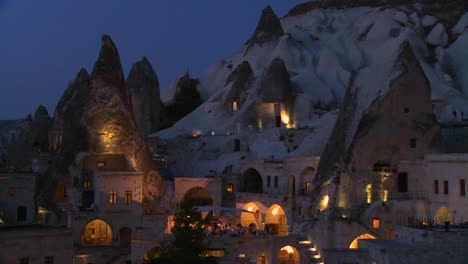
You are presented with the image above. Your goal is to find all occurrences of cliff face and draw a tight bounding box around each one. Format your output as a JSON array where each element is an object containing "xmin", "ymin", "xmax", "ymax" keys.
[
  {"xmin": 127, "ymin": 57, "xmax": 162, "ymax": 136},
  {"xmin": 49, "ymin": 35, "xmax": 163, "ymax": 205}
]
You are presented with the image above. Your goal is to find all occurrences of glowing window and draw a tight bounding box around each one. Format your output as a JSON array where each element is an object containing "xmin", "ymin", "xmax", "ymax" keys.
[
  {"xmin": 8, "ymin": 186, "xmax": 15, "ymax": 196},
  {"xmin": 239, "ymin": 253, "xmax": 245, "ymax": 258},
  {"xmin": 83, "ymin": 180, "xmax": 92, "ymax": 189},
  {"xmin": 372, "ymin": 218, "xmax": 380, "ymax": 229},
  {"xmin": 383, "ymin": 189, "xmax": 388, "ymax": 202},
  {"xmin": 97, "ymin": 161, "xmax": 105, "ymax": 168},
  {"xmin": 109, "ymin": 190, "xmax": 117, "ymax": 205},
  {"xmin": 306, "ymin": 182, "xmax": 312, "ymax": 192},
  {"xmin": 232, "ymin": 101, "xmax": 238, "ymax": 111},
  {"xmin": 124, "ymin": 191, "xmax": 132, "ymax": 204},
  {"xmin": 227, "ymin": 184, "xmax": 233, "ymax": 193},
  {"xmin": 366, "ymin": 184, "xmax": 372, "ymax": 204}
]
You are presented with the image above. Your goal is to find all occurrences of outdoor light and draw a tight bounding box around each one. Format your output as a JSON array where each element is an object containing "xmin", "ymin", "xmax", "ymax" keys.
[{"xmin": 272, "ymin": 207, "xmax": 279, "ymax": 215}]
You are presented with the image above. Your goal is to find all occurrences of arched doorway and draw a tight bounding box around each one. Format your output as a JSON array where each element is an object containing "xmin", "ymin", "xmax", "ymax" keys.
[
  {"xmin": 435, "ymin": 206, "xmax": 452, "ymax": 224},
  {"xmin": 349, "ymin": 233, "xmax": 376, "ymax": 249},
  {"xmin": 241, "ymin": 202, "xmax": 262, "ymax": 228},
  {"xmin": 240, "ymin": 168, "xmax": 263, "ymax": 193},
  {"xmin": 265, "ymin": 204, "xmax": 287, "ymax": 235},
  {"xmin": 299, "ymin": 167, "xmax": 315, "ymax": 194},
  {"xmin": 119, "ymin": 227, "xmax": 132, "ymax": 248},
  {"xmin": 278, "ymin": 245, "xmax": 300, "ymax": 264},
  {"xmin": 183, "ymin": 187, "xmax": 213, "ymax": 207},
  {"xmin": 81, "ymin": 219, "xmax": 112, "ymax": 246}
]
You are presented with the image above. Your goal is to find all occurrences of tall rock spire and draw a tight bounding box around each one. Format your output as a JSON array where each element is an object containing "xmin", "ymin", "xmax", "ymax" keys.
[
  {"xmin": 127, "ymin": 57, "xmax": 162, "ymax": 135},
  {"xmin": 247, "ymin": 5, "xmax": 284, "ymax": 47}
]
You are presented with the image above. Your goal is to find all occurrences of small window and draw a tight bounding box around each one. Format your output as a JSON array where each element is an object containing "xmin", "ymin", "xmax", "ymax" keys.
[
  {"xmin": 410, "ymin": 138, "xmax": 416, "ymax": 148},
  {"xmin": 404, "ymin": 107, "xmax": 409, "ymax": 113},
  {"xmin": 96, "ymin": 161, "xmax": 105, "ymax": 168},
  {"xmin": 232, "ymin": 101, "xmax": 238, "ymax": 111},
  {"xmin": 461, "ymin": 179, "xmax": 466, "ymax": 196},
  {"xmin": 372, "ymin": 218, "xmax": 380, "ymax": 229},
  {"xmin": 274, "ymin": 176, "xmax": 279, "ymax": 188},
  {"xmin": 444, "ymin": 180, "xmax": 449, "ymax": 195},
  {"xmin": 227, "ymin": 184, "xmax": 233, "ymax": 193},
  {"xmin": 44, "ymin": 256, "xmax": 53, "ymax": 264},
  {"xmin": 9, "ymin": 186, "xmax": 15, "ymax": 196},
  {"xmin": 258, "ymin": 255, "xmax": 266, "ymax": 264},
  {"xmin": 234, "ymin": 139, "xmax": 240, "ymax": 152},
  {"xmin": 267, "ymin": 176, "xmax": 271, "ymax": 187},
  {"xmin": 109, "ymin": 190, "xmax": 117, "ymax": 204},
  {"xmin": 305, "ymin": 182, "xmax": 312, "ymax": 192},
  {"xmin": 19, "ymin": 257, "xmax": 29, "ymax": 264},
  {"xmin": 434, "ymin": 180, "xmax": 439, "ymax": 194},
  {"xmin": 83, "ymin": 180, "xmax": 92, "ymax": 189},
  {"xmin": 17, "ymin": 206, "xmax": 27, "ymax": 222},
  {"xmin": 397, "ymin": 173, "xmax": 408, "ymax": 193},
  {"xmin": 124, "ymin": 191, "xmax": 132, "ymax": 204}
]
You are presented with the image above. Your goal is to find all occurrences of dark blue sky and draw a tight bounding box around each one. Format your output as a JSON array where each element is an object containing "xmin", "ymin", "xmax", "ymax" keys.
[{"xmin": 0, "ymin": 1, "xmax": 305, "ymax": 120}]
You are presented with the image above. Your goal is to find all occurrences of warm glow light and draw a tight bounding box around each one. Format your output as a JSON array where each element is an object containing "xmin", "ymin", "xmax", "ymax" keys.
[
  {"xmin": 247, "ymin": 205, "xmax": 254, "ymax": 212},
  {"xmin": 383, "ymin": 189, "xmax": 388, "ymax": 202},
  {"xmin": 281, "ymin": 114, "xmax": 290, "ymax": 125},
  {"xmin": 309, "ymin": 247, "xmax": 317, "ymax": 252},
  {"xmin": 272, "ymin": 207, "xmax": 279, "ymax": 215},
  {"xmin": 299, "ymin": 240, "xmax": 312, "ymax": 244},
  {"xmin": 281, "ymin": 246, "xmax": 294, "ymax": 254},
  {"xmin": 349, "ymin": 233, "xmax": 376, "ymax": 249},
  {"xmin": 313, "ymin": 254, "xmax": 321, "ymax": 259},
  {"xmin": 366, "ymin": 184, "xmax": 372, "ymax": 204},
  {"xmin": 233, "ymin": 101, "xmax": 238, "ymax": 111},
  {"xmin": 192, "ymin": 130, "xmax": 202, "ymax": 138},
  {"xmin": 372, "ymin": 218, "xmax": 380, "ymax": 229},
  {"xmin": 321, "ymin": 195, "xmax": 329, "ymax": 209},
  {"xmin": 239, "ymin": 253, "xmax": 245, "ymax": 258}
]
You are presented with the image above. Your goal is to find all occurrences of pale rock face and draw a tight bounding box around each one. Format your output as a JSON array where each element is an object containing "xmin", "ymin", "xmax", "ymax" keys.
[
  {"xmin": 127, "ymin": 57, "xmax": 162, "ymax": 136},
  {"xmin": 426, "ymin": 23, "xmax": 448, "ymax": 46},
  {"xmin": 452, "ymin": 12, "xmax": 468, "ymax": 34},
  {"xmin": 394, "ymin": 11, "xmax": 409, "ymax": 25},
  {"xmin": 421, "ymin": 15, "xmax": 437, "ymax": 27}
]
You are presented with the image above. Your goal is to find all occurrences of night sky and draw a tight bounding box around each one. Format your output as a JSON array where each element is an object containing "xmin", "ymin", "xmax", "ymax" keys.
[{"xmin": 0, "ymin": 1, "xmax": 305, "ymax": 120}]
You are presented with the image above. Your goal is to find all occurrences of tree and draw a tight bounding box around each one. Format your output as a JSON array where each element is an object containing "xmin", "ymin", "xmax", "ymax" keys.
[{"xmin": 144, "ymin": 202, "xmax": 216, "ymax": 264}]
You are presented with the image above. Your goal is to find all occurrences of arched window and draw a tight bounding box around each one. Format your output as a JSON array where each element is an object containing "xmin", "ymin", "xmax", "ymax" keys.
[{"xmin": 240, "ymin": 168, "xmax": 263, "ymax": 193}]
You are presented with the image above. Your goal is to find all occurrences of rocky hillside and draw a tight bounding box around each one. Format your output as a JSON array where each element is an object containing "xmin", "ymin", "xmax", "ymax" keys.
[{"xmin": 154, "ymin": 1, "xmax": 468, "ymax": 182}]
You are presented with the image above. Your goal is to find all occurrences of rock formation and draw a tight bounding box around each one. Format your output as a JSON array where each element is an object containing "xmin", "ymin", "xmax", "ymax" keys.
[
  {"xmin": 256, "ymin": 58, "xmax": 293, "ymax": 106},
  {"xmin": 127, "ymin": 57, "xmax": 162, "ymax": 136},
  {"xmin": 223, "ymin": 61, "xmax": 255, "ymax": 109},
  {"xmin": 246, "ymin": 5, "xmax": 284, "ymax": 48}
]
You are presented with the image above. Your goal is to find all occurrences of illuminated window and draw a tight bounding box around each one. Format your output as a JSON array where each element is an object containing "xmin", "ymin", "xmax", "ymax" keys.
[
  {"xmin": 9, "ymin": 186, "xmax": 15, "ymax": 196},
  {"xmin": 83, "ymin": 180, "xmax": 92, "ymax": 189},
  {"xmin": 109, "ymin": 190, "xmax": 117, "ymax": 204},
  {"xmin": 97, "ymin": 161, "xmax": 105, "ymax": 168},
  {"xmin": 372, "ymin": 218, "xmax": 380, "ymax": 229},
  {"xmin": 460, "ymin": 179, "xmax": 466, "ymax": 196},
  {"xmin": 383, "ymin": 189, "xmax": 388, "ymax": 202},
  {"xmin": 227, "ymin": 184, "xmax": 233, "ymax": 193},
  {"xmin": 239, "ymin": 253, "xmax": 245, "ymax": 258},
  {"xmin": 257, "ymin": 255, "xmax": 266, "ymax": 264},
  {"xmin": 305, "ymin": 182, "xmax": 312, "ymax": 192},
  {"xmin": 232, "ymin": 101, "xmax": 238, "ymax": 111},
  {"xmin": 45, "ymin": 256, "xmax": 54, "ymax": 264},
  {"xmin": 124, "ymin": 191, "xmax": 132, "ymax": 204},
  {"xmin": 202, "ymin": 249, "xmax": 225, "ymax": 257},
  {"xmin": 366, "ymin": 184, "xmax": 372, "ymax": 204},
  {"xmin": 258, "ymin": 119, "xmax": 263, "ymax": 130},
  {"xmin": 434, "ymin": 180, "xmax": 439, "ymax": 194}
]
